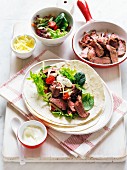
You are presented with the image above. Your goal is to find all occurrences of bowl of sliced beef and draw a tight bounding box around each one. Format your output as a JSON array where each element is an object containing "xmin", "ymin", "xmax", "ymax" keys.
[{"xmin": 72, "ymin": 0, "xmax": 127, "ymax": 68}]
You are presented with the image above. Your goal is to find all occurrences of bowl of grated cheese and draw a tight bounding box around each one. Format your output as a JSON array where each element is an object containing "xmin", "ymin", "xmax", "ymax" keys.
[{"xmin": 11, "ymin": 34, "xmax": 36, "ymax": 59}]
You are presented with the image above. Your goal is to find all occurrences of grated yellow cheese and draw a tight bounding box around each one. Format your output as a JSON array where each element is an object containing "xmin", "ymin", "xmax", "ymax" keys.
[{"xmin": 13, "ymin": 35, "xmax": 35, "ymax": 52}]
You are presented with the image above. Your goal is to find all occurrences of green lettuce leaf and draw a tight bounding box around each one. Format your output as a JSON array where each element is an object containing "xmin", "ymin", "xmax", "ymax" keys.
[
  {"xmin": 52, "ymin": 110, "xmax": 78, "ymax": 119},
  {"xmin": 47, "ymin": 28, "xmax": 68, "ymax": 39},
  {"xmin": 28, "ymin": 71, "xmax": 46, "ymax": 96},
  {"xmin": 59, "ymin": 67, "xmax": 76, "ymax": 82},
  {"xmin": 82, "ymin": 93, "xmax": 94, "ymax": 111}
]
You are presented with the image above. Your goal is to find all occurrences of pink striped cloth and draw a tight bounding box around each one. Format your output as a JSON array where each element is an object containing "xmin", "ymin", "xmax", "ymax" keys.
[{"xmin": 0, "ymin": 50, "xmax": 127, "ymax": 158}]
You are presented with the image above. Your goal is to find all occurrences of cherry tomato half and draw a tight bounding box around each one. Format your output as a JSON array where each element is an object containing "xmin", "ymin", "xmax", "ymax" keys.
[
  {"xmin": 48, "ymin": 21, "xmax": 57, "ymax": 29},
  {"xmin": 46, "ymin": 75, "xmax": 55, "ymax": 84},
  {"xmin": 63, "ymin": 92, "xmax": 70, "ymax": 100},
  {"xmin": 54, "ymin": 25, "xmax": 58, "ymax": 30}
]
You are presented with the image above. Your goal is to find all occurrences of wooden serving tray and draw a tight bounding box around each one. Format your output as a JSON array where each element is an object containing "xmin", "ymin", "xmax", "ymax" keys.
[{"xmin": 2, "ymin": 22, "xmax": 126, "ymax": 162}]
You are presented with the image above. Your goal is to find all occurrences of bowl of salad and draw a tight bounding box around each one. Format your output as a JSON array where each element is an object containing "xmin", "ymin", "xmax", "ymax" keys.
[{"xmin": 31, "ymin": 7, "xmax": 73, "ymax": 46}]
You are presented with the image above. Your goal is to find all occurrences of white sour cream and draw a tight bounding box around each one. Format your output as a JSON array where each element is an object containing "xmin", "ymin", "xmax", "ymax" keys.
[
  {"xmin": 22, "ymin": 125, "xmax": 44, "ymax": 145},
  {"xmin": 57, "ymin": 75, "xmax": 72, "ymax": 87}
]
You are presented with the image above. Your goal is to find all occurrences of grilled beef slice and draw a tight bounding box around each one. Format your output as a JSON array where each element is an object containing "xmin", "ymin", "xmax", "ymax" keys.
[
  {"xmin": 117, "ymin": 40, "xmax": 126, "ymax": 57},
  {"xmin": 90, "ymin": 30, "xmax": 99, "ymax": 41},
  {"xmin": 103, "ymin": 32, "xmax": 109, "ymax": 38},
  {"xmin": 87, "ymin": 46, "xmax": 96, "ymax": 60},
  {"xmin": 90, "ymin": 40, "xmax": 104, "ymax": 57},
  {"xmin": 90, "ymin": 56, "xmax": 111, "ymax": 64},
  {"xmin": 68, "ymin": 100, "xmax": 76, "ymax": 112},
  {"xmin": 108, "ymin": 33, "xmax": 119, "ymax": 49},
  {"xmin": 97, "ymin": 36, "xmax": 108, "ymax": 48},
  {"xmin": 106, "ymin": 44, "xmax": 118, "ymax": 63},
  {"xmin": 81, "ymin": 32, "xmax": 92, "ymax": 44},
  {"xmin": 74, "ymin": 95, "xmax": 90, "ymax": 118},
  {"xmin": 110, "ymin": 33, "xmax": 119, "ymax": 40},
  {"xmin": 49, "ymin": 98, "xmax": 67, "ymax": 110},
  {"xmin": 49, "ymin": 81, "xmax": 62, "ymax": 98},
  {"xmin": 81, "ymin": 46, "xmax": 89, "ymax": 58},
  {"xmin": 70, "ymin": 87, "xmax": 82, "ymax": 102}
]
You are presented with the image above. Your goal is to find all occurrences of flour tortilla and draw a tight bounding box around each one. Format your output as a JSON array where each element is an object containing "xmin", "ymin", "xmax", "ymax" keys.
[
  {"xmin": 24, "ymin": 97, "xmax": 102, "ymax": 131},
  {"xmin": 22, "ymin": 60, "xmax": 105, "ymax": 126}
]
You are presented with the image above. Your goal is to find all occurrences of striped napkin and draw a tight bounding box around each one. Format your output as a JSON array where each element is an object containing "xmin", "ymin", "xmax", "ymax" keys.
[{"xmin": 0, "ymin": 50, "xmax": 127, "ymax": 158}]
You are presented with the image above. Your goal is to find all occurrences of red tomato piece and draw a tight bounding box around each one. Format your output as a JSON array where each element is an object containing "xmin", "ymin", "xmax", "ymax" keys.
[
  {"xmin": 48, "ymin": 21, "xmax": 56, "ymax": 29},
  {"xmin": 54, "ymin": 25, "xmax": 58, "ymax": 30},
  {"xmin": 46, "ymin": 75, "xmax": 55, "ymax": 84},
  {"xmin": 63, "ymin": 92, "xmax": 70, "ymax": 100}
]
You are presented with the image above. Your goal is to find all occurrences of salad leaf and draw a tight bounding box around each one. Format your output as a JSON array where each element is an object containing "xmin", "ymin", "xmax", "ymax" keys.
[
  {"xmin": 52, "ymin": 111, "xmax": 63, "ymax": 118},
  {"xmin": 61, "ymin": 17, "xmax": 68, "ymax": 31},
  {"xmin": 28, "ymin": 71, "xmax": 46, "ymax": 96},
  {"xmin": 43, "ymin": 92, "xmax": 52, "ymax": 102},
  {"xmin": 59, "ymin": 67, "xmax": 76, "ymax": 82},
  {"xmin": 82, "ymin": 93, "xmax": 94, "ymax": 111},
  {"xmin": 39, "ymin": 71, "xmax": 47, "ymax": 79},
  {"xmin": 74, "ymin": 72, "xmax": 86, "ymax": 86},
  {"xmin": 52, "ymin": 110, "xmax": 78, "ymax": 119},
  {"xmin": 47, "ymin": 28, "xmax": 67, "ymax": 39},
  {"xmin": 54, "ymin": 13, "xmax": 65, "ymax": 26}
]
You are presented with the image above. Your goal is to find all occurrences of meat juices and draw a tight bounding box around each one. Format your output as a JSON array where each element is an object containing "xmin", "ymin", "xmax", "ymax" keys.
[{"xmin": 79, "ymin": 30, "xmax": 126, "ymax": 64}]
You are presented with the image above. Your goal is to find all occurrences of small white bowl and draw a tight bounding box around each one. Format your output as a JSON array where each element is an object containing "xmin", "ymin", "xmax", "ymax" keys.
[
  {"xmin": 11, "ymin": 35, "xmax": 36, "ymax": 59},
  {"xmin": 17, "ymin": 120, "xmax": 47, "ymax": 149},
  {"xmin": 31, "ymin": 7, "xmax": 73, "ymax": 46}
]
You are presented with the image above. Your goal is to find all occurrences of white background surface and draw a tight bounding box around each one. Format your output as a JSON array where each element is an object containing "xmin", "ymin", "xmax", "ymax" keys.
[{"xmin": 1, "ymin": 0, "xmax": 127, "ymax": 169}]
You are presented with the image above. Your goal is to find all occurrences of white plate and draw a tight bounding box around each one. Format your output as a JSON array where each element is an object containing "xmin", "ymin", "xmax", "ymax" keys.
[{"xmin": 22, "ymin": 59, "xmax": 113, "ymax": 134}]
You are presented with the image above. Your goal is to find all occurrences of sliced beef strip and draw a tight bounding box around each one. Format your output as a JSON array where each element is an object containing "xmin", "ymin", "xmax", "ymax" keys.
[
  {"xmin": 68, "ymin": 100, "xmax": 76, "ymax": 112},
  {"xmin": 81, "ymin": 32, "xmax": 92, "ymax": 44},
  {"xmin": 90, "ymin": 40, "xmax": 104, "ymax": 57},
  {"xmin": 90, "ymin": 30, "xmax": 99, "ymax": 41},
  {"xmin": 49, "ymin": 98, "xmax": 67, "ymax": 111},
  {"xmin": 106, "ymin": 44, "xmax": 118, "ymax": 63},
  {"xmin": 74, "ymin": 95, "xmax": 90, "ymax": 118},
  {"xmin": 87, "ymin": 46, "xmax": 96, "ymax": 60},
  {"xmin": 117, "ymin": 40, "xmax": 126, "ymax": 57},
  {"xmin": 110, "ymin": 33, "xmax": 119, "ymax": 40},
  {"xmin": 108, "ymin": 33, "xmax": 119, "ymax": 49},
  {"xmin": 97, "ymin": 36, "xmax": 108, "ymax": 48},
  {"xmin": 70, "ymin": 87, "xmax": 82, "ymax": 102},
  {"xmin": 80, "ymin": 46, "xmax": 89, "ymax": 58},
  {"xmin": 108, "ymin": 39, "xmax": 119, "ymax": 49},
  {"xmin": 79, "ymin": 41, "xmax": 87, "ymax": 48},
  {"xmin": 90, "ymin": 56, "xmax": 111, "ymax": 64},
  {"xmin": 49, "ymin": 81, "xmax": 62, "ymax": 98},
  {"xmin": 103, "ymin": 32, "xmax": 109, "ymax": 38}
]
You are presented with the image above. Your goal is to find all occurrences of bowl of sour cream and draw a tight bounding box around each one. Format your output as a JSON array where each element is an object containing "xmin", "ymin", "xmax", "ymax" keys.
[{"xmin": 17, "ymin": 120, "xmax": 47, "ymax": 149}]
